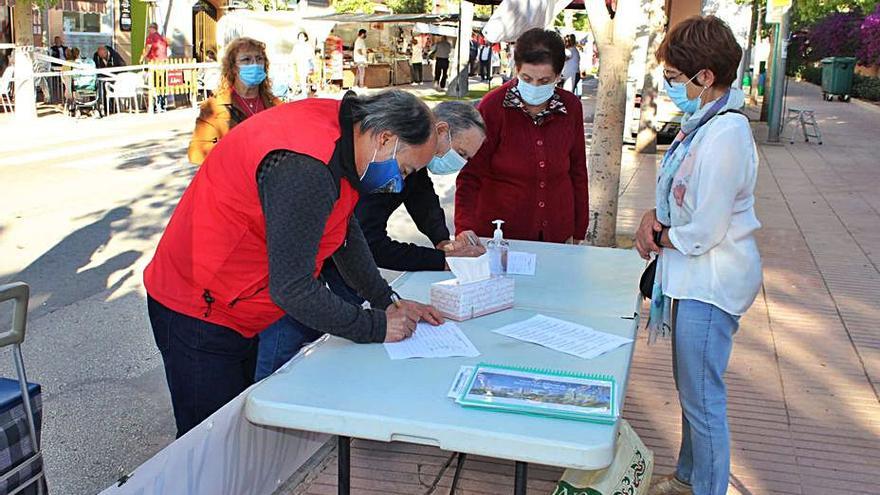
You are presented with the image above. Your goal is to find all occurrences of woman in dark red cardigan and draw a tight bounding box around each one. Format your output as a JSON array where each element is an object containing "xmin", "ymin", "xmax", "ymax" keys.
[{"xmin": 455, "ymin": 28, "xmax": 588, "ymax": 243}]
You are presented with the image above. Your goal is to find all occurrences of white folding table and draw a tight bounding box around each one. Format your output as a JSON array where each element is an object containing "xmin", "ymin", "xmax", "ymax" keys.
[{"xmin": 245, "ymin": 241, "xmax": 645, "ymax": 494}]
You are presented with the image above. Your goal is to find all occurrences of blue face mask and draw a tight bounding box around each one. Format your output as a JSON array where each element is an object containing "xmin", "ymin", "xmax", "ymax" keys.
[
  {"xmin": 664, "ymin": 71, "xmax": 705, "ymax": 114},
  {"xmin": 238, "ymin": 64, "xmax": 267, "ymax": 87},
  {"xmin": 427, "ymin": 131, "xmax": 467, "ymax": 175},
  {"xmin": 517, "ymin": 78, "xmax": 556, "ymax": 106},
  {"xmin": 360, "ymin": 139, "xmax": 404, "ymax": 194}
]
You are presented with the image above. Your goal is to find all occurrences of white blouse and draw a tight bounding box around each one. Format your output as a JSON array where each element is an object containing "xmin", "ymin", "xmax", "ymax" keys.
[{"xmin": 660, "ymin": 113, "xmax": 763, "ymax": 316}]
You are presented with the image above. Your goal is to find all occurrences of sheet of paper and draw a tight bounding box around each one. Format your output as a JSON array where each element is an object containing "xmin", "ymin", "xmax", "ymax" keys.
[
  {"xmin": 384, "ymin": 322, "xmax": 480, "ymax": 360},
  {"xmin": 447, "ymin": 365, "xmax": 476, "ymax": 399},
  {"xmin": 506, "ymin": 251, "xmax": 537, "ymax": 275},
  {"xmin": 492, "ymin": 315, "xmax": 633, "ymax": 359}
]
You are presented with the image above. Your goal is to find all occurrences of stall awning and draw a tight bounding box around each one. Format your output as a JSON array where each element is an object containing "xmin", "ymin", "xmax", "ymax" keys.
[
  {"xmin": 0, "ymin": 0, "xmax": 107, "ymax": 12},
  {"xmin": 304, "ymin": 12, "xmax": 461, "ymax": 24},
  {"xmin": 468, "ymin": 0, "xmax": 585, "ymax": 9}
]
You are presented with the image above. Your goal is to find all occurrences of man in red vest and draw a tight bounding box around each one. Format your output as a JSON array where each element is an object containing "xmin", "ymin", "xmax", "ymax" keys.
[{"xmin": 144, "ymin": 90, "xmax": 442, "ymax": 437}]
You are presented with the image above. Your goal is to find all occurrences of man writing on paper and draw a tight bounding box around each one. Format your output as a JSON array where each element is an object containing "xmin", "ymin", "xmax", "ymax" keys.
[
  {"xmin": 255, "ymin": 101, "xmax": 489, "ymax": 380},
  {"xmin": 144, "ymin": 90, "xmax": 444, "ymax": 437}
]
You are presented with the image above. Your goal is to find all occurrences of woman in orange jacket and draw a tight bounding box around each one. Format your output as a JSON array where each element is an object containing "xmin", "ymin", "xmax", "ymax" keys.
[{"xmin": 188, "ymin": 37, "xmax": 282, "ymax": 164}]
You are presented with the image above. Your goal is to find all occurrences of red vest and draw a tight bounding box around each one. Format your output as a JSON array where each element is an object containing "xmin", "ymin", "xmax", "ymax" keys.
[{"xmin": 144, "ymin": 99, "xmax": 360, "ymax": 338}]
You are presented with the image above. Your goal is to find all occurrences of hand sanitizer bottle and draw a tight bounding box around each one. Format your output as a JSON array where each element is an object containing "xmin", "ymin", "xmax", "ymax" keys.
[{"xmin": 487, "ymin": 219, "xmax": 509, "ymax": 276}]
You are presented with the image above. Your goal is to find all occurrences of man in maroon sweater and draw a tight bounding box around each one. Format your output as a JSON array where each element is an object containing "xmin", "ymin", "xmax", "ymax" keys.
[{"xmin": 455, "ymin": 28, "xmax": 588, "ymax": 244}]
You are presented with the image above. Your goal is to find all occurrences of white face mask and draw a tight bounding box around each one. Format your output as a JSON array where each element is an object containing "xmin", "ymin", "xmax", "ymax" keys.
[
  {"xmin": 427, "ymin": 131, "xmax": 467, "ymax": 175},
  {"xmin": 518, "ymin": 77, "xmax": 556, "ymax": 105}
]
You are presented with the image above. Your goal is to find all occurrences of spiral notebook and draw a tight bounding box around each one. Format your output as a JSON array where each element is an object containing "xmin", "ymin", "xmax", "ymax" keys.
[{"xmin": 455, "ymin": 363, "xmax": 617, "ymax": 424}]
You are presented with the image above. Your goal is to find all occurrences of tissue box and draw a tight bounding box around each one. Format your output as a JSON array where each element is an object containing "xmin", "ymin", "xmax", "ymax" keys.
[{"xmin": 430, "ymin": 276, "xmax": 515, "ymax": 321}]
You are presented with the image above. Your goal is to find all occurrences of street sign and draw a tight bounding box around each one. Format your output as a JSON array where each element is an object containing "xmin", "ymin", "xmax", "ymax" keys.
[
  {"xmin": 167, "ymin": 70, "xmax": 185, "ymax": 86},
  {"xmin": 120, "ymin": 0, "xmax": 132, "ymax": 32},
  {"xmin": 766, "ymin": 0, "xmax": 792, "ymax": 24}
]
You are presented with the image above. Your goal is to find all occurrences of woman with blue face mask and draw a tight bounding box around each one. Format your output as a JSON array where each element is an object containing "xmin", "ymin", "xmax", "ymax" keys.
[
  {"xmin": 188, "ymin": 37, "xmax": 281, "ymax": 165},
  {"xmin": 455, "ymin": 28, "xmax": 588, "ymax": 245},
  {"xmin": 633, "ymin": 16, "xmax": 762, "ymax": 495}
]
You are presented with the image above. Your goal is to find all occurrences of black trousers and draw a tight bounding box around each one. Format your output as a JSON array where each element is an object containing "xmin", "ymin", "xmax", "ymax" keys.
[
  {"xmin": 148, "ymin": 296, "xmax": 258, "ymax": 438},
  {"xmin": 479, "ymin": 60, "xmax": 491, "ymax": 81},
  {"xmin": 434, "ymin": 58, "xmax": 449, "ymax": 88},
  {"xmin": 411, "ymin": 62, "xmax": 423, "ymax": 83}
]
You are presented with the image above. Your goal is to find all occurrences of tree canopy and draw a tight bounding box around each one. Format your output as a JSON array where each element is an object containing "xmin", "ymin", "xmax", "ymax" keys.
[
  {"xmin": 333, "ymin": 0, "xmax": 376, "ymax": 14},
  {"xmin": 387, "ymin": 0, "xmax": 429, "ymax": 14}
]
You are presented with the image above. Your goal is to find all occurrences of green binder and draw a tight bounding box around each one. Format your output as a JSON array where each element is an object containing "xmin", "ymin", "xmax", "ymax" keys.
[{"xmin": 456, "ymin": 363, "xmax": 618, "ymax": 424}]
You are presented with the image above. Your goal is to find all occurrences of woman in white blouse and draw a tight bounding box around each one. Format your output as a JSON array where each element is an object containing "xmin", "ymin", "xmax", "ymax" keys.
[{"xmin": 635, "ymin": 16, "xmax": 762, "ymax": 495}]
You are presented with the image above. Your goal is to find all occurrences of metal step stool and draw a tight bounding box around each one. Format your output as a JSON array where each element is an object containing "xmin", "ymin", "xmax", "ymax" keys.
[{"xmin": 785, "ymin": 108, "xmax": 823, "ymax": 145}]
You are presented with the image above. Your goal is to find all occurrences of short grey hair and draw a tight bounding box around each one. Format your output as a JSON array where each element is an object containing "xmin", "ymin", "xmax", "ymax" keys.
[
  {"xmin": 350, "ymin": 89, "xmax": 434, "ymax": 145},
  {"xmin": 433, "ymin": 101, "xmax": 485, "ymax": 137}
]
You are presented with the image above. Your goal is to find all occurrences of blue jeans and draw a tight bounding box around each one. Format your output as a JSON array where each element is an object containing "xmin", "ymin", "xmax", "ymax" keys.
[
  {"xmin": 254, "ymin": 261, "xmax": 364, "ymax": 381},
  {"xmin": 672, "ymin": 299, "xmax": 740, "ymax": 495}
]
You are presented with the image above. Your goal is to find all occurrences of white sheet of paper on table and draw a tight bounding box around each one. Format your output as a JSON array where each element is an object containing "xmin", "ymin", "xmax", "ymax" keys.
[
  {"xmin": 384, "ymin": 322, "xmax": 480, "ymax": 360},
  {"xmin": 506, "ymin": 251, "xmax": 537, "ymax": 275},
  {"xmin": 492, "ymin": 314, "xmax": 633, "ymax": 360}
]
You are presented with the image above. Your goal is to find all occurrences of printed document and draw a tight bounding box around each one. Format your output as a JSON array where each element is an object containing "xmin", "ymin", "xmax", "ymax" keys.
[
  {"xmin": 492, "ymin": 315, "xmax": 632, "ymax": 359},
  {"xmin": 506, "ymin": 251, "xmax": 537, "ymax": 275},
  {"xmin": 385, "ymin": 322, "xmax": 480, "ymax": 360}
]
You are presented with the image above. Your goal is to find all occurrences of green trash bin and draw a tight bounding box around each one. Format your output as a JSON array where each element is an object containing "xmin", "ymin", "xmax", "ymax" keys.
[{"xmin": 820, "ymin": 56, "xmax": 856, "ymax": 102}]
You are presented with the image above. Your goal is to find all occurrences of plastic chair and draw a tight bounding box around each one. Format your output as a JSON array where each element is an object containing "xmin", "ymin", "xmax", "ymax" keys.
[
  {"xmin": 197, "ymin": 67, "xmax": 220, "ymax": 101},
  {"xmin": 0, "ymin": 282, "xmax": 46, "ymax": 495},
  {"xmin": 0, "ymin": 66, "xmax": 13, "ymax": 113},
  {"xmin": 105, "ymin": 72, "xmax": 143, "ymax": 113}
]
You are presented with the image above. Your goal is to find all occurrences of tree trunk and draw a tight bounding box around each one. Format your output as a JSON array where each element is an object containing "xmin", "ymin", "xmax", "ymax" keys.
[
  {"xmin": 584, "ymin": 0, "xmax": 638, "ymax": 247},
  {"xmin": 635, "ymin": 0, "xmax": 666, "ymax": 155},
  {"xmin": 586, "ymin": 44, "xmax": 631, "ymax": 247},
  {"xmin": 743, "ymin": 0, "xmax": 759, "ymax": 104},
  {"xmin": 13, "ymin": 0, "xmax": 37, "ymax": 121}
]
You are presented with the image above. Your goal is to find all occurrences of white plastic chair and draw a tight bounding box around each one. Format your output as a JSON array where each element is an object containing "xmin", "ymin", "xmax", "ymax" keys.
[
  {"xmin": 198, "ymin": 67, "xmax": 220, "ymax": 101},
  {"xmin": 0, "ymin": 66, "xmax": 14, "ymax": 113},
  {"xmin": 104, "ymin": 72, "xmax": 144, "ymax": 113}
]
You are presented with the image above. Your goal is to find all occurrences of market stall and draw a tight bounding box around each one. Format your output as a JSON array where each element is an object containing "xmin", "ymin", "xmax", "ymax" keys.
[{"xmin": 305, "ymin": 12, "xmax": 461, "ymax": 90}]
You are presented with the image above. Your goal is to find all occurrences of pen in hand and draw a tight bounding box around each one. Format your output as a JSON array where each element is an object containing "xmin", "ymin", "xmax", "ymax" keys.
[{"xmin": 464, "ymin": 232, "xmax": 480, "ymax": 247}]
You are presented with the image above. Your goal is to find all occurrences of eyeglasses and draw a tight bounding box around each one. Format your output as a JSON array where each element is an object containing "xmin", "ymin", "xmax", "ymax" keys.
[
  {"xmin": 663, "ymin": 68, "xmax": 704, "ymax": 86},
  {"xmin": 237, "ymin": 55, "xmax": 266, "ymax": 65},
  {"xmin": 662, "ymin": 69, "xmax": 685, "ymax": 85}
]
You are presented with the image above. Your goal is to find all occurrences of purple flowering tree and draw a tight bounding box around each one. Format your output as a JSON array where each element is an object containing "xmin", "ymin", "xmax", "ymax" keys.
[
  {"xmin": 808, "ymin": 11, "xmax": 864, "ymax": 60},
  {"xmin": 859, "ymin": 6, "xmax": 880, "ymax": 65}
]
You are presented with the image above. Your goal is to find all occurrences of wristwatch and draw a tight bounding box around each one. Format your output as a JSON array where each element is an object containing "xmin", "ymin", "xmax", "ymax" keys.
[{"xmin": 390, "ymin": 291, "xmax": 402, "ymax": 307}]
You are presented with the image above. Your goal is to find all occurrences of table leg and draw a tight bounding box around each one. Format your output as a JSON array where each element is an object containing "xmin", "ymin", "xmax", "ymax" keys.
[
  {"xmin": 449, "ymin": 453, "xmax": 467, "ymax": 494},
  {"xmin": 338, "ymin": 436, "xmax": 350, "ymax": 495},
  {"xmin": 514, "ymin": 461, "xmax": 528, "ymax": 495}
]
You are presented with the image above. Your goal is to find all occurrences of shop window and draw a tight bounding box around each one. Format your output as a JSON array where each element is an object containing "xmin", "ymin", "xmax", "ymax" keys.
[
  {"xmin": 63, "ymin": 12, "xmax": 102, "ymax": 33},
  {"xmin": 0, "ymin": 8, "xmax": 12, "ymax": 44}
]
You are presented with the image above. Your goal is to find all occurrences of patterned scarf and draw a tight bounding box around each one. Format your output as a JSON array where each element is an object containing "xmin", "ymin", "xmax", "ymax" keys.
[{"xmin": 647, "ymin": 88, "xmax": 745, "ymax": 343}]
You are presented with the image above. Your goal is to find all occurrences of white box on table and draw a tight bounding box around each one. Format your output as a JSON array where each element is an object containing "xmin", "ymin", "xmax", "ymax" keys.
[{"xmin": 429, "ymin": 276, "xmax": 515, "ymax": 321}]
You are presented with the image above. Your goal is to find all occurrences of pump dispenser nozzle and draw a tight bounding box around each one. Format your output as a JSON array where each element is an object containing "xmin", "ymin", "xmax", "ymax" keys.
[
  {"xmin": 492, "ymin": 219, "xmax": 505, "ymax": 241},
  {"xmin": 487, "ymin": 219, "xmax": 509, "ymax": 275}
]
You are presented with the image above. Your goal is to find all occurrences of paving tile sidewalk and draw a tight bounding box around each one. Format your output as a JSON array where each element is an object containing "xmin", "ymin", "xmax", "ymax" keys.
[{"xmin": 289, "ymin": 81, "xmax": 880, "ymax": 495}]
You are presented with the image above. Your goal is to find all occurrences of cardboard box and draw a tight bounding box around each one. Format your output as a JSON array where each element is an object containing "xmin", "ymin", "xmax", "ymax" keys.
[{"xmin": 430, "ymin": 276, "xmax": 515, "ymax": 321}]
